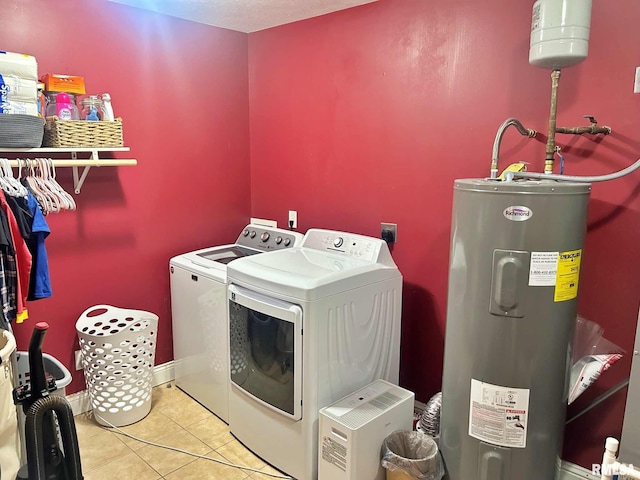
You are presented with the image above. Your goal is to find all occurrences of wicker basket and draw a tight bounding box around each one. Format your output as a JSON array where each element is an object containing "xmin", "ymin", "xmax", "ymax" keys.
[{"xmin": 43, "ymin": 116, "xmax": 123, "ymax": 148}]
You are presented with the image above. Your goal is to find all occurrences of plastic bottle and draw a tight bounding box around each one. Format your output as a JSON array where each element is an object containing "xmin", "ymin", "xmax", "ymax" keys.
[
  {"xmin": 100, "ymin": 93, "xmax": 114, "ymax": 121},
  {"xmin": 55, "ymin": 92, "xmax": 75, "ymax": 120},
  {"xmin": 36, "ymin": 82, "xmax": 45, "ymax": 117}
]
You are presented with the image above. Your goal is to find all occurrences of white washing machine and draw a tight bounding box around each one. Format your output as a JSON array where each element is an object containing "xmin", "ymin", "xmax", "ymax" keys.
[
  {"xmin": 169, "ymin": 224, "xmax": 303, "ymax": 423},
  {"xmin": 226, "ymin": 229, "xmax": 402, "ymax": 480}
]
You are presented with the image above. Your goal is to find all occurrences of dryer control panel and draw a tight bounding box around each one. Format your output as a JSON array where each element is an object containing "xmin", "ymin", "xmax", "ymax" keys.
[{"xmin": 302, "ymin": 229, "xmax": 385, "ymax": 263}]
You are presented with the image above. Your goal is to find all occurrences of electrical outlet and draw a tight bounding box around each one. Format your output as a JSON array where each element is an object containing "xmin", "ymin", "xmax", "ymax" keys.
[
  {"xmin": 74, "ymin": 350, "xmax": 83, "ymax": 370},
  {"xmin": 381, "ymin": 222, "xmax": 397, "ymax": 244},
  {"xmin": 288, "ymin": 210, "xmax": 298, "ymax": 229}
]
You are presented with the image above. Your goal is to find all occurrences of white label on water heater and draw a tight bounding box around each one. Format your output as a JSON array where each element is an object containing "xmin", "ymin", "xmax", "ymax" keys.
[
  {"xmin": 469, "ymin": 379, "xmax": 530, "ymax": 448},
  {"xmin": 529, "ymin": 251, "xmax": 559, "ymax": 286}
]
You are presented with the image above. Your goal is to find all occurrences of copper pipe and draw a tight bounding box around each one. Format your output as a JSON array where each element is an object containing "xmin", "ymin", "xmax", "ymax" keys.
[
  {"xmin": 545, "ymin": 70, "xmax": 561, "ymax": 174},
  {"xmin": 556, "ymin": 125, "xmax": 612, "ymax": 135}
]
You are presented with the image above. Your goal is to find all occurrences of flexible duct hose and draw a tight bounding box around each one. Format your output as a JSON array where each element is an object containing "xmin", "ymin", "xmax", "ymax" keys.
[
  {"xmin": 419, "ymin": 392, "xmax": 442, "ymax": 438},
  {"xmin": 24, "ymin": 395, "xmax": 83, "ymax": 480}
]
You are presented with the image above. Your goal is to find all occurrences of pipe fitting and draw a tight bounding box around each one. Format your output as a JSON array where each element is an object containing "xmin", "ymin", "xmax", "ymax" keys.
[
  {"xmin": 490, "ymin": 118, "xmax": 537, "ymax": 178},
  {"xmin": 555, "ymin": 125, "xmax": 612, "ymax": 135},
  {"xmin": 545, "ymin": 70, "xmax": 562, "ymax": 174}
]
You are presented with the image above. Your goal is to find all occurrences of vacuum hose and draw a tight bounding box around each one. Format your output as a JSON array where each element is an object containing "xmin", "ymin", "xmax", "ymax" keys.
[{"xmin": 24, "ymin": 391, "xmax": 83, "ymax": 480}]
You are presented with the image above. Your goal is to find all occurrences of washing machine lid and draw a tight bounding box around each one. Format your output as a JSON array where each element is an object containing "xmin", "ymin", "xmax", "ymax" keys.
[
  {"xmin": 227, "ymin": 229, "xmax": 401, "ymax": 300},
  {"xmin": 169, "ymin": 225, "xmax": 304, "ymax": 279},
  {"xmin": 169, "ymin": 244, "xmax": 245, "ymax": 282},
  {"xmin": 193, "ymin": 245, "xmax": 261, "ymax": 265}
]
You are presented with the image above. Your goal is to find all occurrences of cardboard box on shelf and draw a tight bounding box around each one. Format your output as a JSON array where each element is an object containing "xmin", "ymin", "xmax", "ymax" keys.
[{"xmin": 41, "ymin": 74, "xmax": 85, "ymax": 95}]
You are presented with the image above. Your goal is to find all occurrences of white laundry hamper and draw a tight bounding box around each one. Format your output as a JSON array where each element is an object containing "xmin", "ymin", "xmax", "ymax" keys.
[
  {"xmin": 0, "ymin": 328, "xmax": 20, "ymax": 480},
  {"xmin": 76, "ymin": 305, "xmax": 159, "ymax": 427}
]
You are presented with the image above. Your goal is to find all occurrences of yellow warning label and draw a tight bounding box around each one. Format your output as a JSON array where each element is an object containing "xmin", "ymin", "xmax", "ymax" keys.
[{"xmin": 554, "ymin": 249, "xmax": 582, "ymax": 302}]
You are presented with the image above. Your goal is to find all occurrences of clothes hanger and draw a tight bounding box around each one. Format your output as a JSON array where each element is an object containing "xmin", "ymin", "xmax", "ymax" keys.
[
  {"xmin": 1, "ymin": 158, "xmax": 28, "ymax": 198},
  {"xmin": 0, "ymin": 158, "xmax": 16, "ymax": 196},
  {"xmin": 36, "ymin": 158, "xmax": 61, "ymax": 213},
  {"xmin": 46, "ymin": 158, "xmax": 75, "ymax": 210},
  {"xmin": 27, "ymin": 159, "xmax": 56, "ymax": 215},
  {"xmin": 20, "ymin": 159, "xmax": 49, "ymax": 215},
  {"xmin": 39, "ymin": 158, "xmax": 68, "ymax": 211}
]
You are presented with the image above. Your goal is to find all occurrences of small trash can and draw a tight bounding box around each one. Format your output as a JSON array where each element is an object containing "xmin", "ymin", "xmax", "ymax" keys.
[
  {"xmin": 76, "ymin": 305, "xmax": 158, "ymax": 427},
  {"xmin": 14, "ymin": 350, "xmax": 73, "ymax": 464},
  {"xmin": 381, "ymin": 430, "xmax": 445, "ymax": 480},
  {"xmin": 15, "ymin": 351, "xmax": 72, "ymax": 396}
]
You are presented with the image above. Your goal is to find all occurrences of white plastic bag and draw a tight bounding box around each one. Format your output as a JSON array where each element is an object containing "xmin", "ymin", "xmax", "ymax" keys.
[
  {"xmin": 381, "ymin": 430, "xmax": 444, "ymax": 480},
  {"xmin": 569, "ymin": 316, "xmax": 624, "ymax": 404}
]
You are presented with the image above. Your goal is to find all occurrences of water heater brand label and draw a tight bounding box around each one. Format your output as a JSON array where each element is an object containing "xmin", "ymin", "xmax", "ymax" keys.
[
  {"xmin": 503, "ymin": 206, "xmax": 533, "ymax": 221},
  {"xmin": 469, "ymin": 379, "xmax": 530, "ymax": 448}
]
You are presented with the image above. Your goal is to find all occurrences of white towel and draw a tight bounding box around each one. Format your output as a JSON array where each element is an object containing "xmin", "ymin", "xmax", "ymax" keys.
[
  {"xmin": 0, "ymin": 50, "xmax": 38, "ymax": 80},
  {"xmin": 0, "ymin": 75, "xmax": 37, "ymax": 102}
]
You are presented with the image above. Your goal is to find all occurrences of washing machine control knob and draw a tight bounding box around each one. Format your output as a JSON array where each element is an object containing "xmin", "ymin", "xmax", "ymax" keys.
[
  {"xmin": 284, "ymin": 238, "xmax": 291, "ymax": 246},
  {"xmin": 333, "ymin": 237, "xmax": 344, "ymax": 248},
  {"xmin": 261, "ymin": 232, "xmax": 270, "ymax": 242},
  {"xmin": 250, "ymin": 231, "xmax": 257, "ymax": 238},
  {"xmin": 275, "ymin": 236, "xmax": 283, "ymax": 245},
  {"xmin": 242, "ymin": 229, "xmax": 250, "ymax": 237}
]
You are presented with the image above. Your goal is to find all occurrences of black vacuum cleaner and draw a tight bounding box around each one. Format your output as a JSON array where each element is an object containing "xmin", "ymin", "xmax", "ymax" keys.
[{"xmin": 12, "ymin": 322, "xmax": 83, "ymax": 480}]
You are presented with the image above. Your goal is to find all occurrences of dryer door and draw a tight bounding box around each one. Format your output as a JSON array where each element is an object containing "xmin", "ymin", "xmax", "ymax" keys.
[{"xmin": 228, "ymin": 284, "xmax": 303, "ymax": 421}]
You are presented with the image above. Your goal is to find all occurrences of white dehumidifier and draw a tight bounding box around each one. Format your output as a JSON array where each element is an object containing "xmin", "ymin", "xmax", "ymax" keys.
[{"xmin": 318, "ymin": 379, "xmax": 414, "ymax": 480}]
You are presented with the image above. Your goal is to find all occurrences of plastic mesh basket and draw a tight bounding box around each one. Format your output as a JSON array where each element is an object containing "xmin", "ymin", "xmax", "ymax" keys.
[{"xmin": 75, "ymin": 305, "xmax": 158, "ymax": 427}]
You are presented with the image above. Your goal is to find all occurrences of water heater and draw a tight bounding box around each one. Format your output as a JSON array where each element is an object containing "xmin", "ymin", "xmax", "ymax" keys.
[
  {"xmin": 529, "ymin": 0, "xmax": 593, "ymax": 69},
  {"xmin": 440, "ymin": 179, "xmax": 591, "ymax": 480}
]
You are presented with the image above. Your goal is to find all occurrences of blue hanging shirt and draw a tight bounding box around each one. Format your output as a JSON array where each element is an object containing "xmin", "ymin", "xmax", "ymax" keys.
[{"xmin": 26, "ymin": 192, "xmax": 52, "ymax": 300}]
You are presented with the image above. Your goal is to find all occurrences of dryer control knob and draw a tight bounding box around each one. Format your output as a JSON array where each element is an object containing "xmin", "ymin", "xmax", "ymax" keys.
[
  {"xmin": 275, "ymin": 236, "xmax": 283, "ymax": 245},
  {"xmin": 250, "ymin": 231, "xmax": 257, "ymax": 238},
  {"xmin": 243, "ymin": 229, "xmax": 250, "ymax": 237},
  {"xmin": 261, "ymin": 232, "xmax": 270, "ymax": 242},
  {"xmin": 333, "ymin": 237, "xmax": 344, "ymax": 248},
  {"xmin": 284, "ymin": 238, "xmax": 291, "ymax": 246}
]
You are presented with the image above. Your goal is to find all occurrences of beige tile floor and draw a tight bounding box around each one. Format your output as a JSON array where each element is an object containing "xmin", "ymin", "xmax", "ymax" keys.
[{"xmin": 75, "ymin": 382, "xmax": 289, "ymax": 480}]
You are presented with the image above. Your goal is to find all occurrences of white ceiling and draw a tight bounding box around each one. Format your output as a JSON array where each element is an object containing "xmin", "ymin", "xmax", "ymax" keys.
[{"xmin": 108, "ymin": 0, "xmax": 378, "ymax": 33}]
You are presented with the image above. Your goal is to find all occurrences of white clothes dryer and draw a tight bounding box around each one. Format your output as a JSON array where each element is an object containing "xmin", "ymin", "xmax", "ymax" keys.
[
  {"xmin": 169, "ymin": 225, "xmax": 303, "ymax": 423},
  {"xmin": 226, "ymin": 229, "xmax": 402, "ymax": 480}
]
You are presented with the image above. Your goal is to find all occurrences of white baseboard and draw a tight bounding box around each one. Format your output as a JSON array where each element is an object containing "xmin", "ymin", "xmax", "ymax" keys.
[
  {"xmin": 560, "ymin": 460, "xmax": 600, "ymax": 480},
  {"xmin": 67, "ymin": 360, "xmax": 175, "ymax": 416}
]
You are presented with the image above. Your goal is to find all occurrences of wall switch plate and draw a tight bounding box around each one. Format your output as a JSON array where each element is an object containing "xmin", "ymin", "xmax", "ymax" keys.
[
  {"xmin": 250, "ymin": 218, "xmax": 277, "ymax": 228},
  {"xmin": 635, "ymin": 66, "xmax": 640, "ymax": 94},
  {"xmin": 381, "ymin": 222, "xmax": 397, "ymax": 243},
  {"xmin": 74, "ymin": 350, "xmax": 83, "ymax": 370}
]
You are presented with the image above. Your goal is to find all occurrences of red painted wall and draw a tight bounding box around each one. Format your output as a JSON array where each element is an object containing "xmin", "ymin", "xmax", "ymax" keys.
[
  {"xmin": 247, "ymin": 0, "xmax": 640, "ymax": 469},
  {"xmin": 1, "ymin": 1, "xmax": 251, "ymax": 394},
  {"xmin": 2, "ymin": 0, "xmax": 638, "ymax": 471}
]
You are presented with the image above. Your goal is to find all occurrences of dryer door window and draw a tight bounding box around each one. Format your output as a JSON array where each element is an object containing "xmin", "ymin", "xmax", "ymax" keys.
[{"xmin": 228, "ymin": 284, "xmax": 303, "ymax": 421}]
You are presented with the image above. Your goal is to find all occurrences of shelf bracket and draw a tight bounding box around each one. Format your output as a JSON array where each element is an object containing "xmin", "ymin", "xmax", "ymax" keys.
[{"xmin": 71, "ymin": 150, "xmax": 94, "ymax": 194}]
